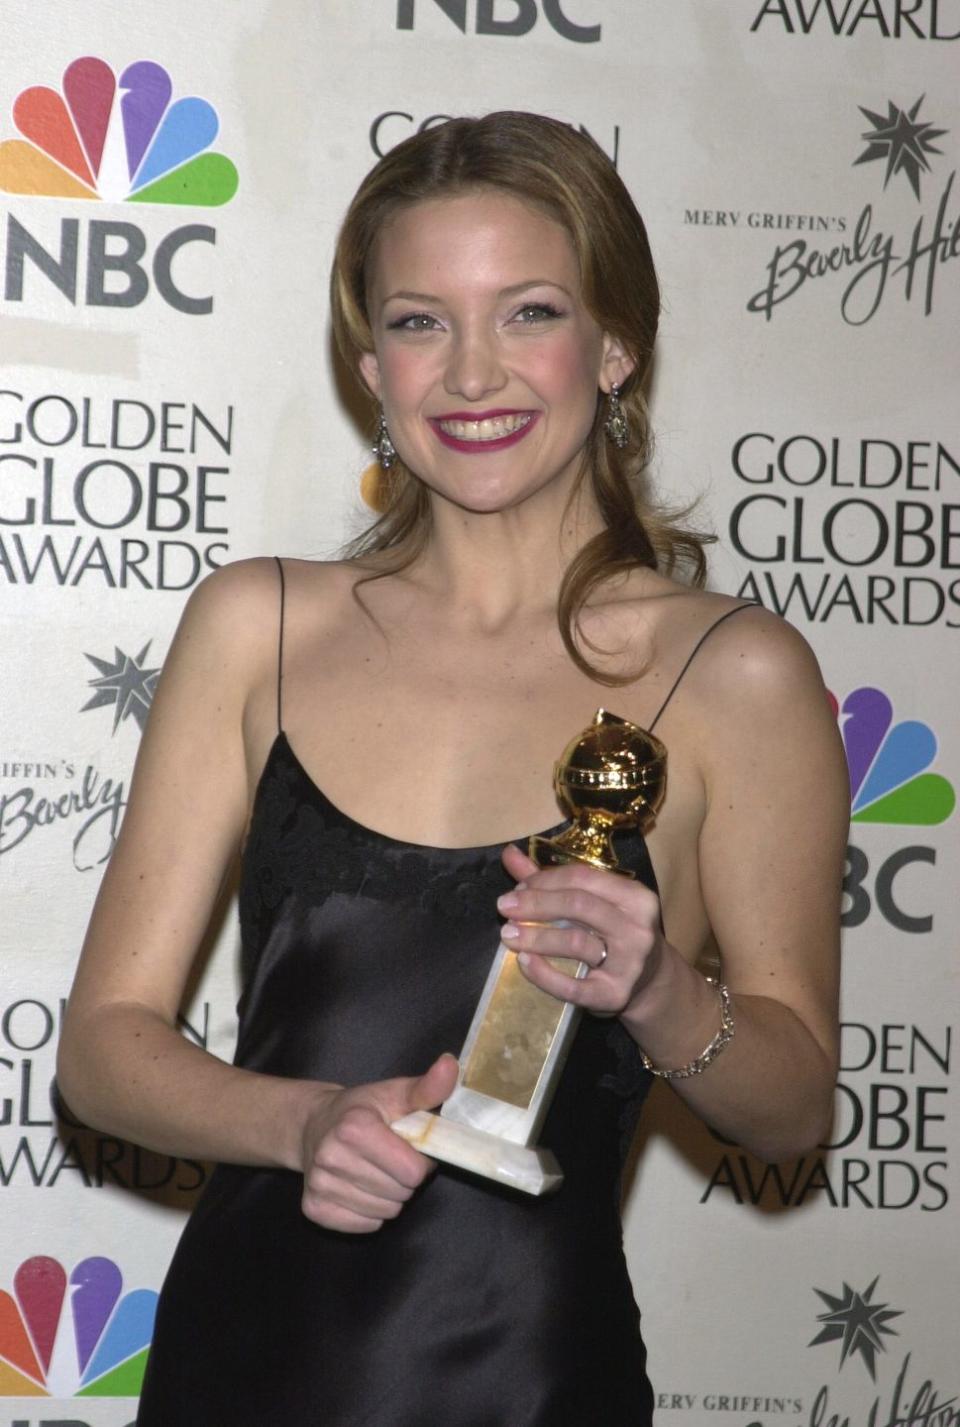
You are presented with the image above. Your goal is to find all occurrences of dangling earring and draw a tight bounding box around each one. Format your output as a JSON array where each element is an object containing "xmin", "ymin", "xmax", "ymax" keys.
[
  {"xmin": 604, "ymin": 383, "xmax": 629, "ymax": 449},
  {"xmin": 373, "ymin": 409, "xmax": 397, "ymax": 470}
]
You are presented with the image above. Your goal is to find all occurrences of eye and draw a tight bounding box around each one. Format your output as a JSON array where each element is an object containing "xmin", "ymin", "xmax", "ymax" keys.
[
  {"xmin": 387, "ymin": 312, "xmax": 441, "ymax": 332},
  {"xmin": 513, "ymin": 302, "xmax": 564, "ymax": 325}
]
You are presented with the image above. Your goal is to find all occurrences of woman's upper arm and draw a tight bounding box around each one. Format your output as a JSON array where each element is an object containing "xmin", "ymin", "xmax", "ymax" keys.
[
  {"xmin": 66, "ymin": 558, "xmax": 278, "ymax": 1028},
  {"xmin": 694, "ymin": 610, "xmax": 849, "ymax": 1066}
]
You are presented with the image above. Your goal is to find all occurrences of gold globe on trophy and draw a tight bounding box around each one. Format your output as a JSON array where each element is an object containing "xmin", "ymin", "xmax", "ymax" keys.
[
  {"xmin": 531, "ymin": 708, "xmax": 667, "ymax": 873},
  {"xmin": 393, "ymin": 709, "xmax": 667, "ymax": 1194}
]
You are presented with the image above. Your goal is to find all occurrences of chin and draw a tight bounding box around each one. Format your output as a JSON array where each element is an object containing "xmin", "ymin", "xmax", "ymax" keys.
[{"xmin": 424, "ymin": 475, "xmax": 525, "ymax": 513}]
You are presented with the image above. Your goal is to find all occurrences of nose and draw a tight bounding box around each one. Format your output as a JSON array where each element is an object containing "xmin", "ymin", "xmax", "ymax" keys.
[{"xmin": 442, "ymin": 326, "xmax": 507, "ymax": 402}]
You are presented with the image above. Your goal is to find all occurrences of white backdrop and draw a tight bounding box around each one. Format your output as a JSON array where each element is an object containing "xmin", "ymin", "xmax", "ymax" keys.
[{"xmin": 1, "ymin": 2, "xmax": 957, "ymax": 1422}]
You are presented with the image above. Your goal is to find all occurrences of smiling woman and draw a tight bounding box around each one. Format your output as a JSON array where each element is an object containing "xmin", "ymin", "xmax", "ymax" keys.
[
  {"xmin": 357, "ymin": 190, "xmax": 616, "ymax": 537},
  {"xmin": 331, "ymin": 111, "xmax": 710, "ymax": 681},
  {"xmin": 58, "ymin": 112, "xmax": 848, "ymax": 1427}
]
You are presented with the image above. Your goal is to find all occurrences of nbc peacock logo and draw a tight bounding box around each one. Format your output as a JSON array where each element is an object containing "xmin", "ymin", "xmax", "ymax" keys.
[
  {"xmin": 831, "ymin": 687, "xmax": 955, "ymax": 825},
  {"xmin": 0, "ymin": 1255, "xmax": 157, "ymax": 1397},
  {"xmin": 0, "ymin": 57, "xmax": 238, "ymax": 206}
]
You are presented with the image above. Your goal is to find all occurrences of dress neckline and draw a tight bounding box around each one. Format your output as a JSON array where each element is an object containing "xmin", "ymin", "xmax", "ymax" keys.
[{"xmin": 272, "ymin": 730, "xmax": 572, "ymax": 856}]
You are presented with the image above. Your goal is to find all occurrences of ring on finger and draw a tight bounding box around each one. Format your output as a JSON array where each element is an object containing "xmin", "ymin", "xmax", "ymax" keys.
[{"xmin": 591, "ymin": 935, "xmax": 608, "ymax": 970}]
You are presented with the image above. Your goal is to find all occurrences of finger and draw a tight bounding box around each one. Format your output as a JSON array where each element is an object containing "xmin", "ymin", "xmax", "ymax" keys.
[
  {"xmin": 402, "ymin": 1052, "xmax": 459, "ymax": 1115},
  {"xmin": 498, "ymin": 886, "xmax": 630, "ymax": 940},
  {"xmin": 375, "ymin": 1055, "xmax": 459, "ymax": 1125},
  {"xmin": 311, "ymin": 1138, "xmax": 421, "ymax": 1203},
  {"xmin": 327, "ymin": 1106, "xmax": 433, "ymax": 1191},
  {"xmin": 304, "ymin": 1171, "xmax": 412, "ymax": 1222},
  {"xmin": 501, "ymin": 919, "xmax": 610, "ymax": 967},
  {"xmin": 502, "ymin": 842, "xmax": 539, "ymax": 880},
  {"xmin": 522, "ymin": 861, "xmax": 660, "ymax": 917},
  {"xmin": 301, "ymin": 1192, "xmax": 389, "ymax": 1234},
  {"xmin": 515, "ymin": 950, "xmax": 615, "ymax": 1012}
]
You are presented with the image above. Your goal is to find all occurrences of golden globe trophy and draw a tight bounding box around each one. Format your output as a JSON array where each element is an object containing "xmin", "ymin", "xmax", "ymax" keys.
[{"xmin": 393, "ymin": 709, "xmax": 667, "ymax": 1195}]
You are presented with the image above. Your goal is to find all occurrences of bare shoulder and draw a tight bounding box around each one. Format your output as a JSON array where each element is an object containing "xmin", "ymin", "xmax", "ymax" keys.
[
  {"xmin": 689, "ymin": 596, "xmax": 823, "ymax": 698},
  {"xmin": 650, "ymin": 592, "xmax": 846, "ymax": 823},
  {"xmin": 644, "ymin": 585, "xmax": 828, "ymax": 724},
  {"xmin": 706, "ymin": 604, "xmax": 846, "ymax": 796},
  {"xmin": 265, "ymin": 555, "xmax": 369, "ymax": 630},
  {"xmin": 271, "ymin": 556, "xmax": 358, "ymax": 589},
  {"xmin": 177, "ymin": 556, "xmax": 283, "ymax": 640},
  {"xmin": 166, "ymin": 555, "xmax": 356, "ymax": 672},
  {"xmin": 144, "ymin": 558, "xmax": 281, "ymax": 721}
]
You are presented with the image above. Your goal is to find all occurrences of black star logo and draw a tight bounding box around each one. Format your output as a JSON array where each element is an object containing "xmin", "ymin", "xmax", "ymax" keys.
[
  {"xmin": 854, "ymin": 96, "xmax": 948, "ymax": 200},
  {"xmin": 81, "ymin": 643, "xmax": 160, "ymax": 734},
  {"xmin": 810, "ymin": 1277, "xmax": 902, "ymax": 1380}
]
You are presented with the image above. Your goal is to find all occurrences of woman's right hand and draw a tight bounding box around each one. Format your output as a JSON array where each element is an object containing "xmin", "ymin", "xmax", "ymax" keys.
[{"xmin": 300, "ymin": 1053, "xmax": 459, "ymax": 1232}]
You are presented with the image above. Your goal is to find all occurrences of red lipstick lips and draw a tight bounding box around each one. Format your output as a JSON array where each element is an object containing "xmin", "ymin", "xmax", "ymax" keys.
[{"xmin": 428, "ymin": 410, "xmax": 539, "ymax": 454}]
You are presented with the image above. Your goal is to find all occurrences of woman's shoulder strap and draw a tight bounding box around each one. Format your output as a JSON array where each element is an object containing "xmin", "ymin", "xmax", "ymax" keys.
[
  {"xmin": 274, "ymin": 555, "xmax": 286, "ymax": 734},
  {"xmin": 648, "ymin": 602, "xmax": 756, "ymax": 733}
]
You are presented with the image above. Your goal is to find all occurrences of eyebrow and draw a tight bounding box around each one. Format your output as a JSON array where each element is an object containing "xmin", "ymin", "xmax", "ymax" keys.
[{"xmin": 380, "ymin": 279, "xmax": 574, "ymax": 307}]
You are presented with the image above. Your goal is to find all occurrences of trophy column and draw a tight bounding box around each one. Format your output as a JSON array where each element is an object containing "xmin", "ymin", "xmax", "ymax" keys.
[{"xmin": 393, "ymin": 709, "xmax": 666, "ymax": 1196}]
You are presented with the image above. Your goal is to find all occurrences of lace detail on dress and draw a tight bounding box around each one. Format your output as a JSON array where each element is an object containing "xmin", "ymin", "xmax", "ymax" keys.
[
  {"xmin": 601, "ymin": 1021, "xmax": 655, "ymax": 1164},
  {"xmin": 239, "ymin": 735, "xmax": 527, "ymax": 948},
  {"xmin": 600, "ymin": 1022, "xmax": 651, "ymax": 1102}
]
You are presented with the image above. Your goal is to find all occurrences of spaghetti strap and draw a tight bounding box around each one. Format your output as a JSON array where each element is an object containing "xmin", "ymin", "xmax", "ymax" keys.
[
  {"xmin": 648, "ymin": 603, "xmax": 755, "ymax": 733},
  {"xmin": 274, "ymin": 555, "xmax": 286, "ymax": 735}
]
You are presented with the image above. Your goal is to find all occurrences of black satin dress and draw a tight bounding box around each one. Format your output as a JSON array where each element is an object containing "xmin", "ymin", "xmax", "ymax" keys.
[{"xmin": 137, "ymin": 732, "xmax": 657, "ymax": 1425}]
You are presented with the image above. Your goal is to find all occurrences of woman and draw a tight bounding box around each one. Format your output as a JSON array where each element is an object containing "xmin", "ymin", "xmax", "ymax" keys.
[{"xmin": 58, "ymin": 113, "xmax": 848, "ymax": 1424}]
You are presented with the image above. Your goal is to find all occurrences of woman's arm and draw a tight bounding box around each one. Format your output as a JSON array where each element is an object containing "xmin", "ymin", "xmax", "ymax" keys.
[
  {"xmin": 57, "ymin": 558, "xmax": 316, "ymax": 1167},
  {"xmin": 499, "ymin": 608, "xmax": 848, "ymax": 1162},
  {"xmin": 58, "ymin": 558, "xmax": 454, "ymax": 1227}
]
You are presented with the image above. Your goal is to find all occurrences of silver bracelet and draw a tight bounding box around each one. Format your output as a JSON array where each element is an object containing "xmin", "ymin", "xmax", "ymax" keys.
[{"xmin": 637, "ymin": 979, "xmax": 735, "ymax": 1080}]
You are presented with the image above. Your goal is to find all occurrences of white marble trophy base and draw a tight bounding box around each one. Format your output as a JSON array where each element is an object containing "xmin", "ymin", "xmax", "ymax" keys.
[
  {"xmin": 392, "ymin": 1109, "xmax": 562, "ymax": 1196},
  {"xmin": 391, "ymin": 938, "xmax": 585, "ymax": 1196}
]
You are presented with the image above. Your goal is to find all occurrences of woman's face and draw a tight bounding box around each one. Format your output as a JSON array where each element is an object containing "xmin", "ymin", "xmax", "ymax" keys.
[{"xmin": 359, "ymin": 189, "xmax": 632, "ymax": 518}]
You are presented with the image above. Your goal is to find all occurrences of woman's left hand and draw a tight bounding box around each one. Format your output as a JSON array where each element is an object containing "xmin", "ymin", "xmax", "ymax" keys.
[{"xmin": 498, "ymin": 843, "xmax": 667, "ymax": 1018}]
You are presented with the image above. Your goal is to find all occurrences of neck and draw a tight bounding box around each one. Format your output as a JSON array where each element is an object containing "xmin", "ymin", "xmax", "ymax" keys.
[{"xmin": 407, "ymin": 479, "xmax": 607, "ymax": 632}]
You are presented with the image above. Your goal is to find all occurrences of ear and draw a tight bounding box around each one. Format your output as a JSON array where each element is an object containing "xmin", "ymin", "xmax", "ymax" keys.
[
  {"xmin": 358, "ymin": 349, "xmax": 382, "ymax": 400},
  {"xmin": 598, "ymin": 334, "xmax": 636, "ymax": 394}
]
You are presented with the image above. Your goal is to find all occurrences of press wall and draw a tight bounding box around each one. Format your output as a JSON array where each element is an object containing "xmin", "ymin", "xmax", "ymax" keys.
[{"xmin": 1, "ymin": 3, "xmax": 957, "ymax": 1422}]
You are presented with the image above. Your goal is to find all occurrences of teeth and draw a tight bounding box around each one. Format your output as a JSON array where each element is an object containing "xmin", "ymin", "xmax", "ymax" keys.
[{"xmin": 438, "ymin": 414, "xmax": 532, "ymax": 441}]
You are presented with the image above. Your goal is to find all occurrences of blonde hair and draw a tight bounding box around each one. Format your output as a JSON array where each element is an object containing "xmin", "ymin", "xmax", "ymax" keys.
[{"xmin": 330, "ymin": 112, "xmax": 711, "ymax": 683}]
